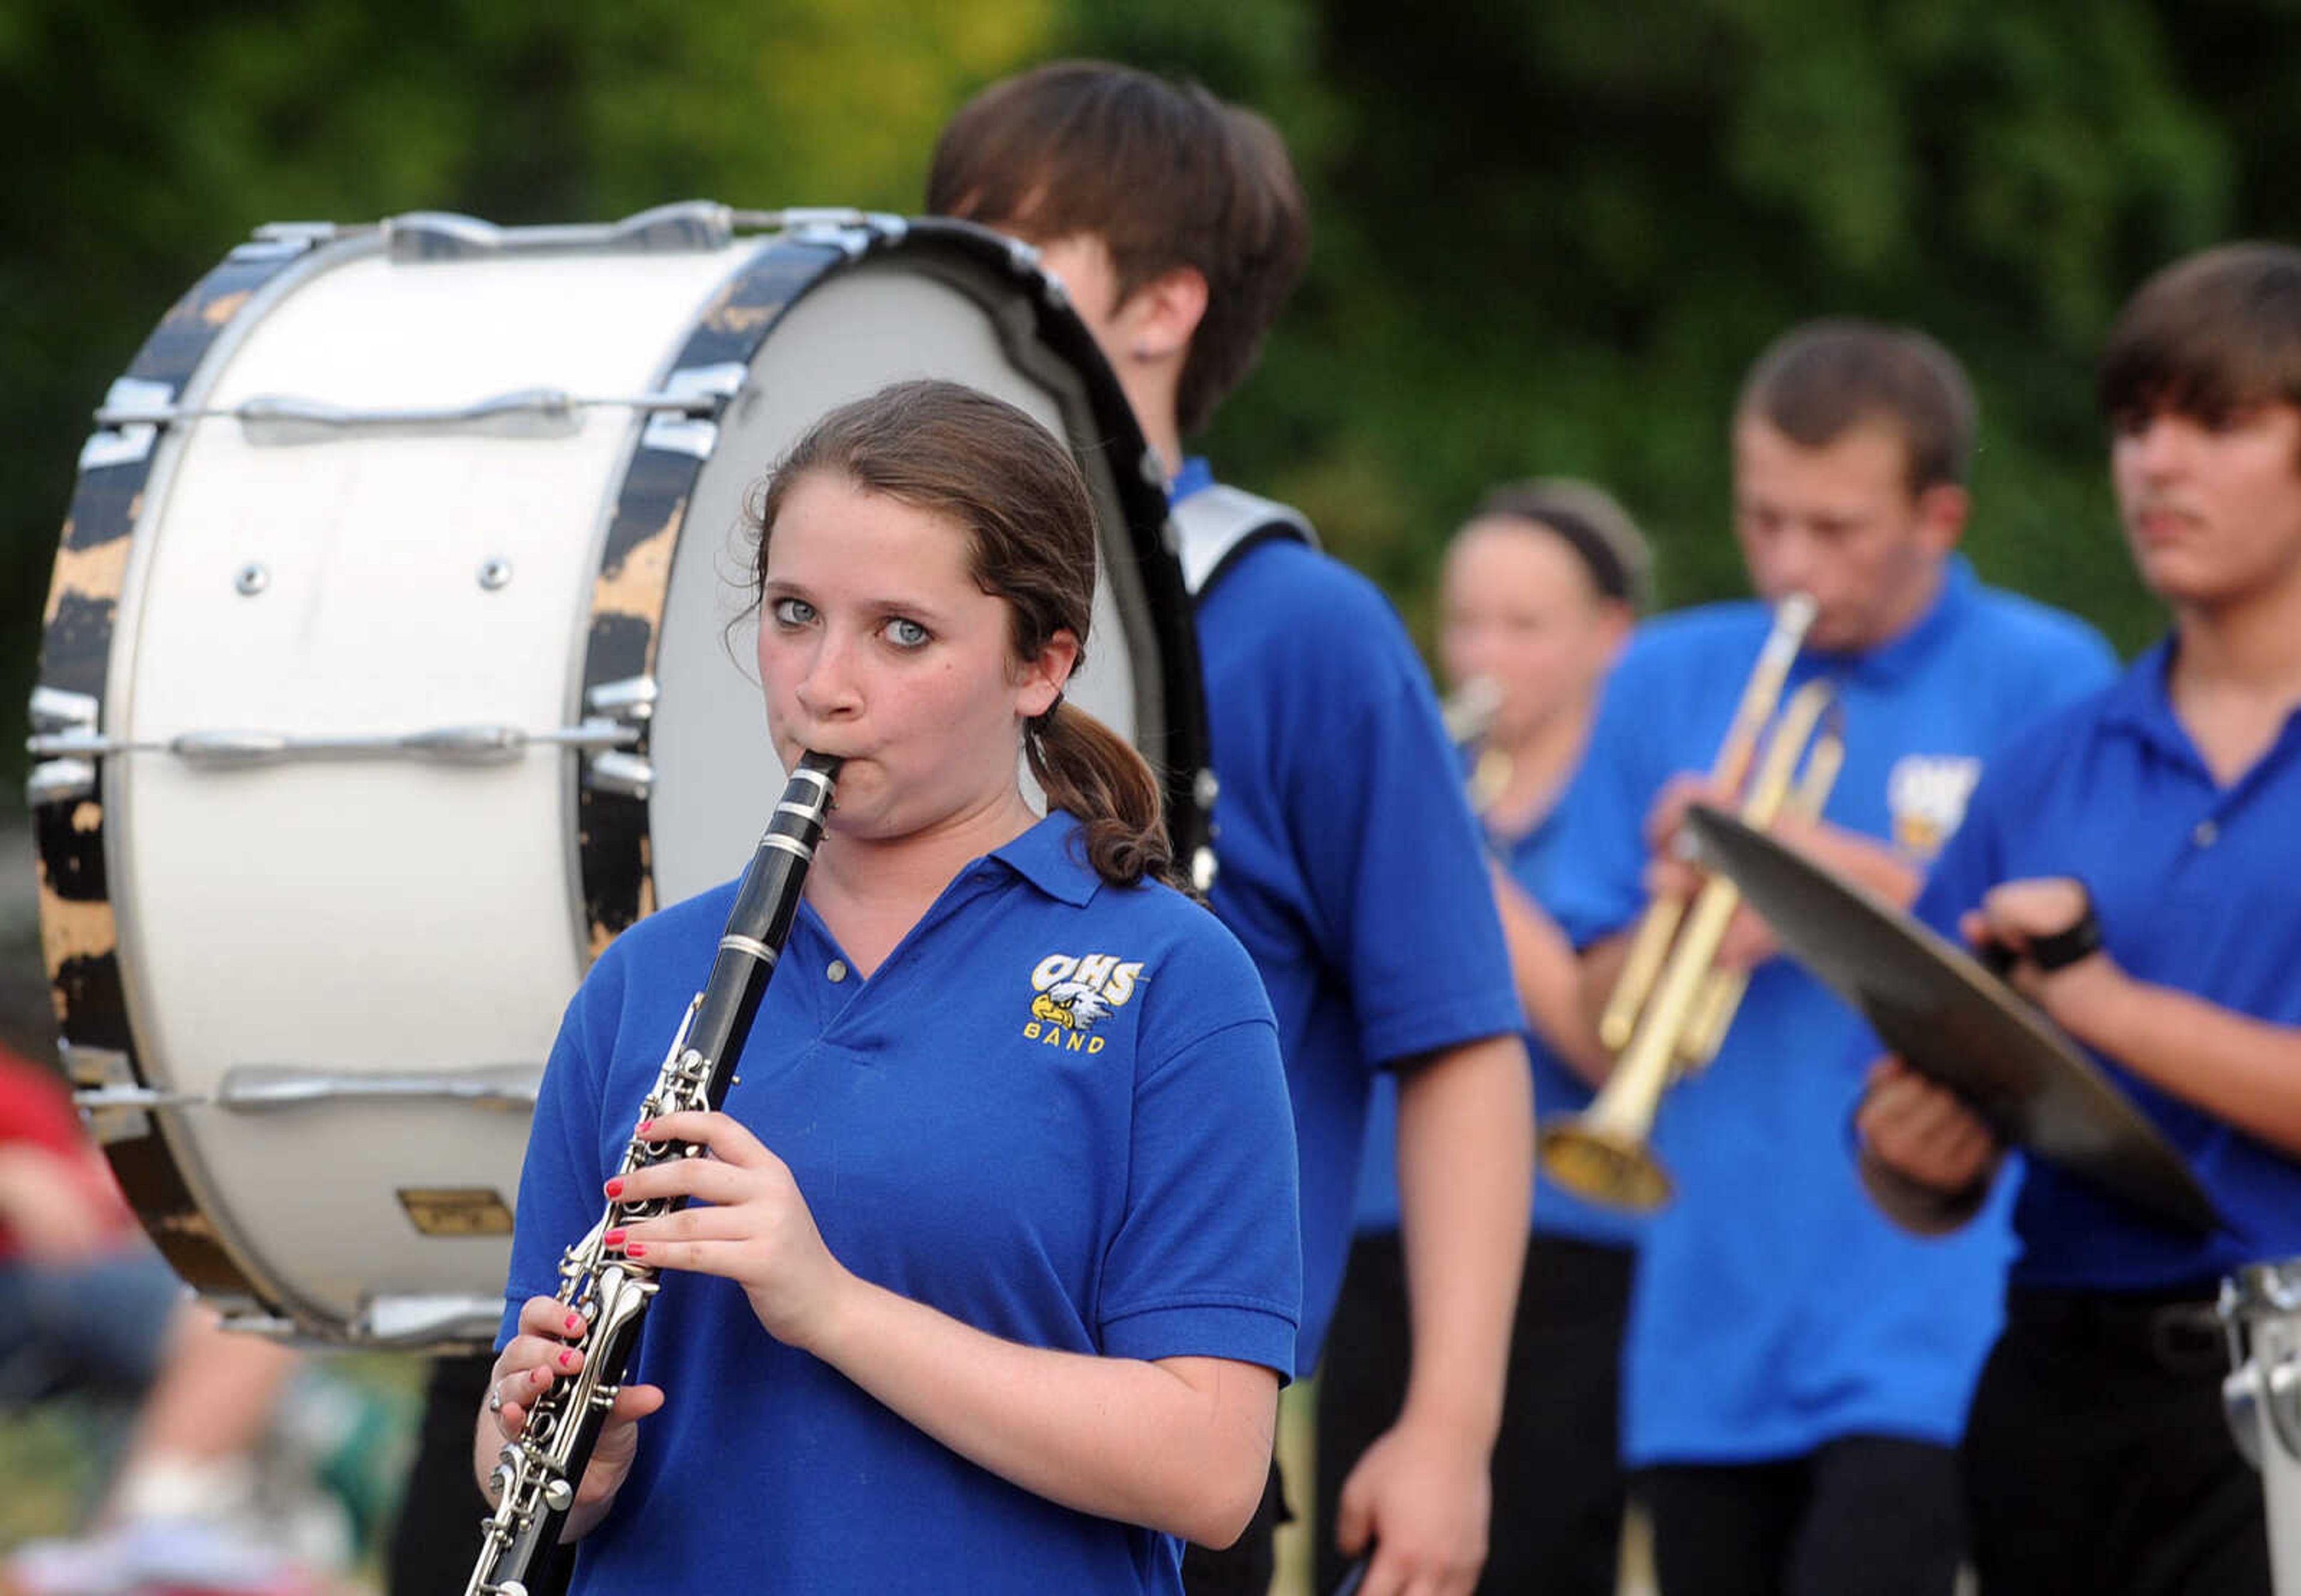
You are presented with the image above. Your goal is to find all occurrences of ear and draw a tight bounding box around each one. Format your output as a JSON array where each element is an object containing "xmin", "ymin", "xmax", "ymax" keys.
[
  {"xmin": 1015, "ymin": 628, "xmax": 1082, "ymax": 719},
  {"xmin": 1116, "ymin": 266, "xmax": 1209, "ymax": 364},
  {"xmin": 1913, "ymin": 483, "xmax": 1970, "ymax": 555},
  {"xmin": 1595, "ymin": 599, "xmax": 1636, "ymax": 667}
]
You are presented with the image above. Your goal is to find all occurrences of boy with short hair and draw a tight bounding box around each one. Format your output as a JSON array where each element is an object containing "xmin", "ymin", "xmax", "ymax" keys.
[
  {"xmin": 933, "ymin": 63, "xmax": 1535, "ymax": 1596},
  {"xmin": 1860, "ymin": 241, "xmax": 2301, "ymax": 1594}
]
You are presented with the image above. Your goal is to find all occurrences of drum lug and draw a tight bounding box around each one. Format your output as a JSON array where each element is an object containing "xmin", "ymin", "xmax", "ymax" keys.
[
  {"xmin": 214, "ymin": 1308, "xmax": 305, "ymax": 1340},
  {"xmin": 583, "ymin": 675, "xmax": 663, "ymax": 800},
  {"xmin": 231, "ymin": 222, "xmax": 346, "ymax": 263},
  {"xmin": 25, "ymin": 682, "xmax": 101, "ymax": 802},
  {"xmin": 736, "ymin": 208, "xmax": 907, "ymax": 256},
  {"xmin": 30, "ymin": 684, "xmax": 99, "ymax": 736},
  {"xmin": 586, "ymin": 751, "xmax": 655, "ymax": 803},
  {"xmin": 59, "ymin": 1045, "xmax": 163, "ymax": 1144},
  {"xmin": 80, "ymin": 377, "xmax": 174, "ymax": 470},
  {"xmin": 640, "ymin": 362, "xmax": 749, "ymax": 459},
  {"xmin": 25, "ymin": 758, "xmax": 95, "ymax": 806},
  {"xmin": 585, "ymin": 676, "xmax": 659, "ymax": 724}
]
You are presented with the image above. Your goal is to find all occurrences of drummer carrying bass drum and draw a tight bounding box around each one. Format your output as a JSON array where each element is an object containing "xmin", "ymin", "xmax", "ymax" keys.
[{"xmin": 1859, "ymin": 242, "xmax": 2301, "ymax": 1594}]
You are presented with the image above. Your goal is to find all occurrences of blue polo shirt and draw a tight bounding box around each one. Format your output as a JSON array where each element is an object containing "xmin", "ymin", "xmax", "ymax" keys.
[
  {"xmin": 1911, "ymin": 638, "xmax": 2301, "ymax": 1291},
  {"xmin": 1544, "ymin": 558, "xmax": 2116, "ymax": 1466},
  {"xmin": 1352, "ymin": 803, "xmax": 1647, "ymax": 1249},
  {"xmin": 1177, "ymin": 463, "xmax": 1524, "ymax": 1371},
  {"xmin": 500, "ymin": 813, "xmax": 1301, "ymax": 1595}
]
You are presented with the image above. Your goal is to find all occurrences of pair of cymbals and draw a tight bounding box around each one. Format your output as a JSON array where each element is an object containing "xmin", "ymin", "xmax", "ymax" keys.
[{"xmin": 1681, "ymin": 805, "xmax": 2222, "ymax": 1235}]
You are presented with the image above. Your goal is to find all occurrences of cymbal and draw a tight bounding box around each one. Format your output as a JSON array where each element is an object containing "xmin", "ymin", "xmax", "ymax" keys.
[{"xmin": 1682, "ymin": 804, "xmax": 2223, "ymax": 1235}]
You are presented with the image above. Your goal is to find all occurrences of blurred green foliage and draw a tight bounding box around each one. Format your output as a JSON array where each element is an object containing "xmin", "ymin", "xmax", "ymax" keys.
[{"xmin": 7, "ymin": 0, "xmax": 2301, "ymax": 799}]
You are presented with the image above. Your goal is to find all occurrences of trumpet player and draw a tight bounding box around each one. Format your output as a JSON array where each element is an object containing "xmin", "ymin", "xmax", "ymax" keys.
[{"xmin": 1541, "ymin": 321, "xmax": 2116, "ymax": 1596}]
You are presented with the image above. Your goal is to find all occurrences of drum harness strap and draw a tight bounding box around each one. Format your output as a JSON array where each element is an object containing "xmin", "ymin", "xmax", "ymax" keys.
[
  {"xmin": 1169, "ymin": 483, "xmax": 1318, "ymax": 602},
  {"xmin": 1167, "ymin": 485, "xmax": 1321, "ymax": 895}
]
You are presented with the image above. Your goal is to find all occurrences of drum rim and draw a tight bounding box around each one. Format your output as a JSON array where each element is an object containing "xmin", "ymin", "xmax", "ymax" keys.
[{"xmin": 30, "ymin": 227, "xmax": 354, "ymax": 1319}]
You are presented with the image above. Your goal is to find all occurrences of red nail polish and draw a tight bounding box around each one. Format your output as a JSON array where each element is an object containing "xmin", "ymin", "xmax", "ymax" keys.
[
  {"xmin": 603, "ymin": 1228, "xmax": 626, "ymax": 1248},
  {"xmin": 558, "ymin": 1349, "xmax": 576, "ymax": 1369},
  {"xmin": 564, "ymin": 1312, "xmax": 582, "ymax": 1332},
  {"xmin": 604, "ymin": 1178, "xmax": 624, "ymax": 1199},
  {"xmin": 636, "ymin": 1119, "xmax": 654, "ymax": 1136},
  {"xmin": 626, "ymin": 1241, "xmax": 648, "ymax": 1259}
]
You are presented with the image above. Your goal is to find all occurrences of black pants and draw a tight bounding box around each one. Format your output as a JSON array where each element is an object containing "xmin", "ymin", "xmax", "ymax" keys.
[
  {"xmin": 387, "ymin": 1352, "xmax": 575, "ymax": 1596},
  {"xmin": 1641, "ymin": 1435, "xmax": 1963, "ymax": 1596},
  {"xmin": 1312, "ymin": 1230, "xmax": 1633, "ymax": 1596},
  {"xmin": 1962, "ymin": 1284, "xmax": 2270, "ymax": 1596}
]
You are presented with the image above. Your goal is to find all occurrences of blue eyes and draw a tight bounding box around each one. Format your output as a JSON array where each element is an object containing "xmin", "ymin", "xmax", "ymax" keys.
[{"xmin": 767, "ymin": 597, "xmax": 930, "ymax": 649}]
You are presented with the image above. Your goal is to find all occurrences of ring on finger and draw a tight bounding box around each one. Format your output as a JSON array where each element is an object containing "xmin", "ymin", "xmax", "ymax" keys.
[{"xmin": 488, "ymin": 1386, "xmax": 504, "ymax": 1414}]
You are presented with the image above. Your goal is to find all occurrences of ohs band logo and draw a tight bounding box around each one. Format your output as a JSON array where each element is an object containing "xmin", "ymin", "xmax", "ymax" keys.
[
  {"xmin": 1888, "ymin": 754, "xmax": 1982, "ymax": 859},
  {"xmin": 1023, "ymin": 952, "xmax": 1147, "ymax": 1053}
]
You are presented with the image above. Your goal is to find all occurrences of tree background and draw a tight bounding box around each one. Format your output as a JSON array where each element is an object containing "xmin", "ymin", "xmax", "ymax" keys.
[{"xmin": 5, "ymin": 0, "xmax": 2298, "ymax": 800}]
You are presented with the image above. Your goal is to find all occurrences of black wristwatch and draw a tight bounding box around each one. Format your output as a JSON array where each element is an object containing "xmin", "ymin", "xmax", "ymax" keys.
[{"xmin": 1979, "ymin": 888, "xmax": 2103, "ymax": 977}]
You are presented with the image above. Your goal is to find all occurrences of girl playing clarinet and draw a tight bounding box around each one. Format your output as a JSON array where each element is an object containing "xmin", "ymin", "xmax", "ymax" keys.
[{"xmin": 476, "ymin": 379, "xmax": 1300, "ymax": 1594}]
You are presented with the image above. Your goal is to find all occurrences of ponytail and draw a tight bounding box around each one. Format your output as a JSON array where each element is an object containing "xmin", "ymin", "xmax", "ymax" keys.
[{"xmin": 1026, "ymin": 700, "xmax": 1177, "ymax": 888}]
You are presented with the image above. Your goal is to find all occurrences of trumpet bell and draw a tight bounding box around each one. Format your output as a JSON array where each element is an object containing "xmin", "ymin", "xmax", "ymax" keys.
[{"xmin": 1537, "ymin": 1119, "xmax": 1674, "ymax": 1211}]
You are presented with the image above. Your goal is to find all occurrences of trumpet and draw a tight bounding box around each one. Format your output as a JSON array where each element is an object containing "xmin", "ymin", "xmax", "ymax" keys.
[
  {"xmin": 1440, "ymin": 676, "xmax": 1507, "ymax": 816},
  {"xmin": 1538, "ymin": 595, "xmax": 1843, "ymax": 1210}
]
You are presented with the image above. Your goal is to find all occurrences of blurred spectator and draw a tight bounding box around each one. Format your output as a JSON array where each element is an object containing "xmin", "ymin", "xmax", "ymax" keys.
[{"xmin": 0, "ymin": 1043, "xmax": 331, "ymax": 1596}]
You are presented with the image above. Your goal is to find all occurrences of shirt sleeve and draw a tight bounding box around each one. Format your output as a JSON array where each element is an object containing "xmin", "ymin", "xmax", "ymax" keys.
[
  {"xmin": 1269, "ymin": 568, "xmax": 1523, "ymax": 1071},
  {"xmin": 1096, "ymin": 926, "xmax": 1303, "ymax": 1378}
]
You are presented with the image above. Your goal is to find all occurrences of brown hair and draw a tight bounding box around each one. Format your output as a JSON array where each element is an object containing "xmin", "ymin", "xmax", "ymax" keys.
[
  {"xmin": 747, "ymin": 380, "xmax": 1174, "ymax": 888},
  {"xmin": 1736, "ymin": 319, "xmax": 1977, "ymax": 495},
  {"xmin": 2098, "ymin": 242, "xmax": 2301, "ymax": 429},
  {"xmin": 926, "ymin": 59, "xmax": 1309, "ymax": 436},
  {"xmin": 1466, "ymin": 478, "xmax": 1654, "ymax": 613}
]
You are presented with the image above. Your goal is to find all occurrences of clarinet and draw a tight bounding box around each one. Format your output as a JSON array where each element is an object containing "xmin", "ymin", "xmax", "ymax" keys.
[{"xmin": 464, "ymin": 750, "xmax": 841, "ymax": 1596}]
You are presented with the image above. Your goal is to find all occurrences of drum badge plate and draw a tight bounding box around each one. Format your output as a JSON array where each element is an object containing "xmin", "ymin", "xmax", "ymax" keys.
[{"xmin": 397, "ymin": 1187, "xmax": 516, "ymax": 1236}]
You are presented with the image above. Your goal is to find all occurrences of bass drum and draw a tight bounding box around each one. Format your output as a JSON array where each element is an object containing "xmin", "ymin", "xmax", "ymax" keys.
[
  {"xmin": 2223, "ymin": 1260, "xmax": 2301, "ymax": 1593},
  {"xmin": 28, "ymin": 205, "xmax": 1207, "ymax": 1347}
]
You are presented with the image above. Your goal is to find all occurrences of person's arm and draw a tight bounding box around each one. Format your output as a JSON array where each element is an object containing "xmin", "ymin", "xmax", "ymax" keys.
[
  {"xmin": 0, "ymin": 1144, "xmax": 122, "ymax": 1263},
  {"xmin": 1973, "ymin": 879, "xmax": 2301, "ymax": 1156},
  {"xmin": 1334, "ymin": 1031, "xmax": 1532, "ymax": 1594},
  {"xmin": 1772, "ymin": 811, "xmax": 1924, "ymax": 909},
  {"xmin": 594, "ymin": 1111, "xmax": 1278, "ymax": 1547},
  {"xmin": 1490, "ymin": 869, "xmax": 1610, "ymax": 1086}
]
